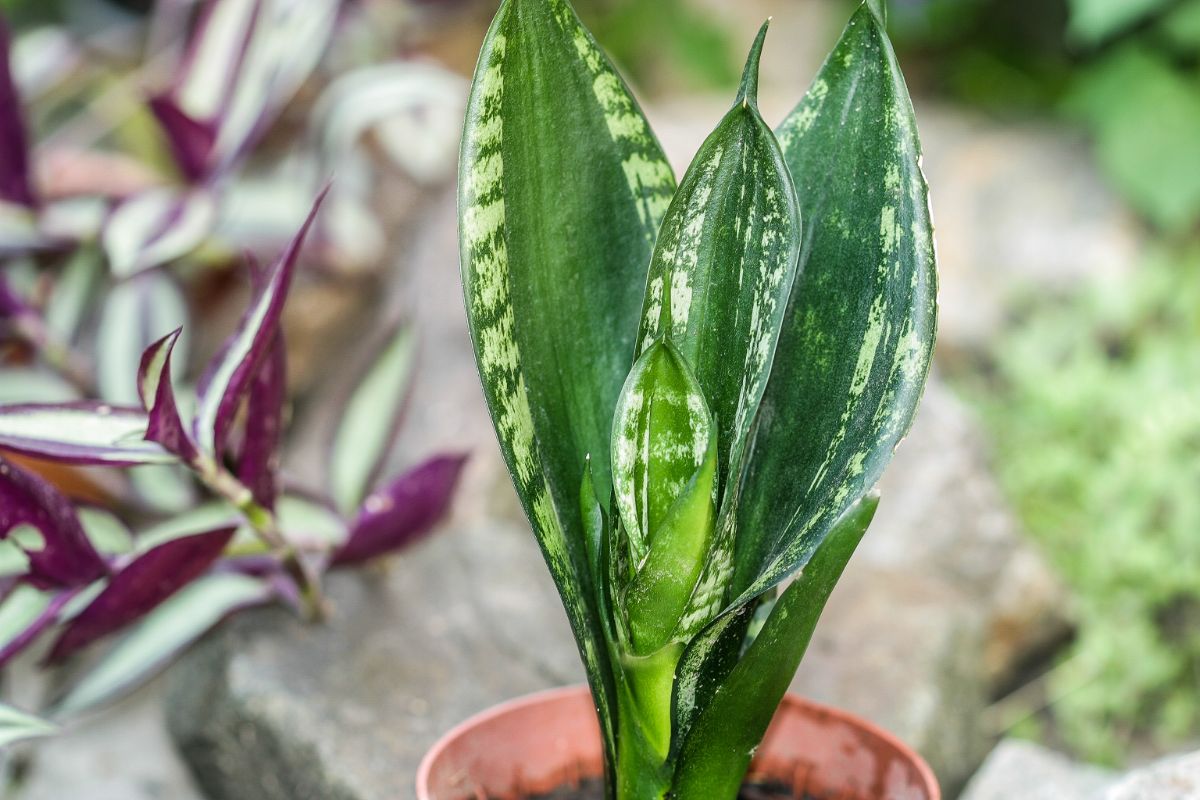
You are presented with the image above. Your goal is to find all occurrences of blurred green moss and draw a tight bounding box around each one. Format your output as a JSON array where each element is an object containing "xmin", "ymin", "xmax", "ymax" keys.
[{"xmin": 957, "ymin": 248, "xmax": 1200, "ymax": 763}]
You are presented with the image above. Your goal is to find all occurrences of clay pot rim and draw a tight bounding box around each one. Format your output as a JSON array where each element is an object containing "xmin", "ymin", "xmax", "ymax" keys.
[{"xmin": 416, "ymin": 685, "xmax": 939, "ymax": 799}]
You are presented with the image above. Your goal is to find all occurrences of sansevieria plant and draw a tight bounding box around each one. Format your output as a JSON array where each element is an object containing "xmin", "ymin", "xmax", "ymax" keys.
[{"xmin": 459, "ymin": 0, "xmax": 936, "ymax": 797}]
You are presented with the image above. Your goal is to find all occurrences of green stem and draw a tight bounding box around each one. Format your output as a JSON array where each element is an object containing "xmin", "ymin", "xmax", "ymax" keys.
[
  {"xmin": 195, "ymin": 456, "xmax": 328, "ymax": 621},
  {"xmin": 615, "ymin": 644, "xmax": 683, "ymax": 800}
]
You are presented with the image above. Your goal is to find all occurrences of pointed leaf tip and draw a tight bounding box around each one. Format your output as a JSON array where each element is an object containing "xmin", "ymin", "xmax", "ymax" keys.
[
  {"xmin": 736, "ymin": 19, "xmax": 771, "ymax": 106},
  {"xmin": 865, "ymin": 0, "xmax": 887, "ymax": 26}
]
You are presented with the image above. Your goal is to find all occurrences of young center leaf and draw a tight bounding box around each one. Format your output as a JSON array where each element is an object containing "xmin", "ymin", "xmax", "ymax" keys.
[
  {"xmin": 460, "ymin": 0, "xmax": 675, "ymax": 768},
  {"xmin": 729, "ymin": 3, "xmax": 937, "ymax": 602},
  {"xmin": 635, "ymin": 21, "xmax": 800, "ymax": 495}
]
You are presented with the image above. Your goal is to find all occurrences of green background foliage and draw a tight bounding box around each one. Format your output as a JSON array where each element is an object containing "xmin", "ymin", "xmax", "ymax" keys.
[{"xmin": 957, "ymin": 250, "xmax": 1200, "ymax": 763}]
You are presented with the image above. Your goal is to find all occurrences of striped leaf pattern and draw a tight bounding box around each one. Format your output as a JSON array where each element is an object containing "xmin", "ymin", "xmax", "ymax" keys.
[
  {"xmin": 728, "ymin": 3, "xmax": 936, "ymax": 603},
  {"xmin": 459, "ymin": 0, "xmax": 675, "ymax": 774}
]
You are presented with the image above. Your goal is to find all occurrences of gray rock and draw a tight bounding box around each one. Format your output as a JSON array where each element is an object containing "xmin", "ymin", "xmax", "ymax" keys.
[
  {"xmin": 960, "ymin": 739, "xmax": 1117, "ymax": 800},
  {"xmin": 1106, "ymin": 750, "xmax": 1200, "ymax": 800},
  {"xmin": 13, "ymin": 678, "xmax": 205, "ymax": 800}
]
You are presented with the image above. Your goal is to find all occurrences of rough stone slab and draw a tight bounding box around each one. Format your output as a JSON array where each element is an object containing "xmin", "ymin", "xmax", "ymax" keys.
[
  {"xmin": 1106, "ymin": 750, "xmax": 1200, "ymax": 800},
  {"xmin": 960, "ymin": 739, "xmax": 1117, "ymax": 800},
  {"xmin": 11, "ymin": 677, "xmax": 205, "ymax": 800}
]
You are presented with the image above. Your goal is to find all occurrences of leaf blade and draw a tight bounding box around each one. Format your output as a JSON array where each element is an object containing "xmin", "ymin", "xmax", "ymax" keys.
[
  {"xmin": 0, "ymin": 402, "xmax": 176, "ymax": 465},
  {"xmin": 53, "ymin": 572, "xmax": 272, "ymax": 716},
  {"xmin": 671, "ymin": 495, "xmax": 878, "ymax": 799},
  {"xmin": 459, "ymin": 0, "xmax": 676, "ymax": 777},
  {"xmin": 730, "ymin": 5, "xmax": 936, "ymax": 601}
]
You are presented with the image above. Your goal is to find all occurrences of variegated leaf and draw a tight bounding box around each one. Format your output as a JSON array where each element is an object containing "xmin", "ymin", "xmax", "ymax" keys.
[
  {"xmin": 138, "ymin": 328, "xmax": 198, "ymax": 461},
  {"xmin": 0, "ymin": 454, "xmax": 108, "ymax": 589},
  {"xmin": 728, "ymin": 2, "xmax": 936, "ymax": 603},
  {"xmin": 102, "ymin": 187, "xmax": 216, "ymax": 278},
  {"xmin": 610, "ymin": 339, "xmax": 713, "ymax": 569},
  {"xmin": 330, "ymin": 324, "xmax": 416, "ymax": 515},
  {"xmin": 192, "ymin": 188, "xmax": 324, "ymax": 457},
  {"xmin": 0, "ymin": 403, "xmax": 176, "ymax": 465},
  {"xmin": 46, "ymin": 525, "xmax": 238, "ymax": 662},
  {"xmin": 671, "ymin": 495, "xmax": 878, "ymax": 799},
  {"xmin": 460, "ymin": 0, "xmax": 676, "ymax": 777},
  {"xmin": 0, "ymin": 584, "xmax": 71, "ymax": 666},
  {"xmin": 0, "ymin": 702, "xmax": 55, "ymax": 748},
  {"xmin": 97, "ymin": 270, "xmax": 189, "ymax": 406},
  {"xmin": 53, "ymin": 572, "xmax": 272, "ymax": 716},
  {"xmin": 635, "ymin": 21, "xmax": 800, "ymax": 499}
]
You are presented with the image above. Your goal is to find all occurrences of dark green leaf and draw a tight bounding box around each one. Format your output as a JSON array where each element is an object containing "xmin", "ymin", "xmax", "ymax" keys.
[
  {"xmin": 635, "ymin": 20, "xmax": 800, "ymax": 502},
  {"xmin": 670, "ymin": 495, "xmax": 877, "ymax": 800},
  {"xmin": 460, "ymin": 0, "xmax": 675, "ymax": 780},
  {"xmin": 729, "ymin": 4, "xmax": 936, "ymax": 602}
]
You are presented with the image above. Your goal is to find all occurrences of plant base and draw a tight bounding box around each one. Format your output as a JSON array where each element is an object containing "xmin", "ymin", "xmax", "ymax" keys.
[{"xmin": 416, "ymin": 686, "xmax": 940, "ymax": 800}]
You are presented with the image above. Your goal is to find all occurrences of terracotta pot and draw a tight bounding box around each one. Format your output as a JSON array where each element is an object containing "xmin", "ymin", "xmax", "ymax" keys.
[{"xmin": 417, "ymin": 685, "xmax": 940, "ymax": 800}]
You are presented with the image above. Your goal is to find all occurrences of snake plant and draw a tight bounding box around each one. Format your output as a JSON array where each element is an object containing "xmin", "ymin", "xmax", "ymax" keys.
[{"xmin": 459, "ymin": 0, "xmax": 936, "ymax": 797}]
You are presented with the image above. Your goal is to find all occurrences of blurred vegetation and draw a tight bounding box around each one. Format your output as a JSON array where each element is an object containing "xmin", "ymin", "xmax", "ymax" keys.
[
  {"xmin": 574, "ymin": 0, "xmax": 737, "ymax": 91},
  {"xmin": 892, "ymin": 0, "xmax": 1200, "ymax": 233},
  {"xmin": 959, "ymin": 250, "xmax": 1200, "ymax": 763}
]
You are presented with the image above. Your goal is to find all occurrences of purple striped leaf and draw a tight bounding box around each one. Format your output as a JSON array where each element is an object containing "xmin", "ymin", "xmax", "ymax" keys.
[
  {"xmin": 0, "ymin": 402, "xmax": 176, "ymax": 465},
  {"xmin": 102, "ymin": 187, "xmax": 216, "ymax": 278},
  {"xmin": 192, "ymin": 188, "xmax": 326, "ymax": 456},
  {"xmin": 45, "ymin": 525, "xmax": 237, "ymax": 663},
  {"xmin": 53, "ymin": 572, "xmax": 273, "ymax": 716},
  {"xmin": 150, "ymin": 0, "xmax": 339, "ymax": 180},
  {"xmin": 147, "ymin": 95, "xmax": 217, "ymax": 184},
  {"xmin": 0, "ymin": 585, "xmax": 78, "ymax": 667},
  {"xmin": 332, "ymin": 454, "xmax": 466, "ymax": 566},
  {"xmin": 0, "ymin": 19, "xmax": 34, "ymax": 208},
  {"xmin": 138, "ymin": 328, "xmax": 198, "ymax": 462},
  {"xmin": 236, "ymin": 335, "xmax": 286, "ymax": 509},
  {"xmin": 0, "ymin": 455, "xmax": 107, "ymax": 589}
]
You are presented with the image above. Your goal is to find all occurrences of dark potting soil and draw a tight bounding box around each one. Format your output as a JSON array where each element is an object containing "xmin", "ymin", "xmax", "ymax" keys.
[{"xmin": 519, "ymin": 778, "xmax": 814, "ymax": 799}]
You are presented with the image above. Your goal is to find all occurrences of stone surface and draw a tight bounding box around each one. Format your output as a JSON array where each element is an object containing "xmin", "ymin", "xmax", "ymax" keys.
[
  {"xmin": 11, "ymin": 677, "xmax": 205, "ymax": 800},
  {"xmin": 163, "ymin": 185, "xmax": 1074, "ymax": 800},
  {"xmin": 1106, "ymin": 750, "xmax": 1200, "ymax": 800},
  {"xmin": 960, "ymin": 739, "xmax": 1117, "ymax": 800}
]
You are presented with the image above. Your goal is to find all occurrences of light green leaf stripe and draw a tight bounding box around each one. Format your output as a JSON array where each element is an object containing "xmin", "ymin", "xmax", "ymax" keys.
[
  {"xmin": 460, "ymin": 0, "xmax": 675, "ymax": 780},
  {"xmin": 0, "ymin": 702, "xmax": 56, "ymax": 748},
  {"xmin": 636, "ymin": 20, "xmax": 800, "ymax": 496},
  {"xmin": 331, "ymin": 325, "xmax": 416, "ymax": 514},
  {"xmin": 730, "ymin": 3, "xmax": 936, "ymax": 603}
]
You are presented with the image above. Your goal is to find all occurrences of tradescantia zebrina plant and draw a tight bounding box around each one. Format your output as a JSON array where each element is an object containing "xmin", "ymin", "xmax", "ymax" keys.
[{"xmin": 459, "ymin": 0, "xmax": 936, "ymax": 797}]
